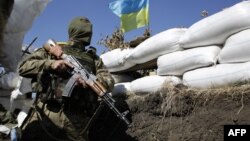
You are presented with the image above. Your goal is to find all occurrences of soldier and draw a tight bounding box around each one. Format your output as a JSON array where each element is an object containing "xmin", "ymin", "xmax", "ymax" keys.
[{"xmin": 18, "ymin": 16, "xmax": 114, "ymax": 141}]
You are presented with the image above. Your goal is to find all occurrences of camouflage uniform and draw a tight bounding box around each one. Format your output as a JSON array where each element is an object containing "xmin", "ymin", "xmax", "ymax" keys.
[{"xmin": 18, "ymin": 16, "xmax": 114, "ymax": 141}]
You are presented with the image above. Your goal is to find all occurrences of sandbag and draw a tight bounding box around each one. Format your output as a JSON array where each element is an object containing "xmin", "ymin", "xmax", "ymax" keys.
[
  {"xmin": 1, "ymin": 32, "xmax": 25, "ymax": 71},
  {"xmin": 125, "ymin": 28, "xmax": 186, "ymax": 64},
  {"xmin": 1, "ymin": 0, "xmax": 50, "ymax": 71},
  {"xmin": 5, "ymin": 0, "xmax": 50, "ymax": 33},
  {"xmin": 100, "ymin": 48, "xmax": 136, "ymax": 72},
  {"xmin": 130, "ymin": 75, "xmax": 182, "ymax": 94},
  {"xmin": 111, "ymin": 82, "xmax": 131, "ymax": 97},
  {"xmin": 0, "ymin": 72, "xmax": 20, "ymax": 90},
  {"xmin": 179, "ymin": 1, "xmax": 250, "ymax": 48},
  {"xmin": 219, "ymin": 29, "xmax": 250, "ymax": 63},
  {"xmin": 157, "ymin": 46, "xmax": 221, "ymax": 76},
  {"xmin": 183, "ymin": 62, "xmax": 250, "ymax": 88}
]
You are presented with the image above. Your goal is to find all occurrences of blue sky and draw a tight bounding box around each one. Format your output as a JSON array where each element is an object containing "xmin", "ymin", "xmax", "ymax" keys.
[{"xmin": 24, "ymin": 0, "xmax": 240, "ymax": 55}]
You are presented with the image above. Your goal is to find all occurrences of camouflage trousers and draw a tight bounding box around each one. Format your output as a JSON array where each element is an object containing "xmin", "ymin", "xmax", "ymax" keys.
[{"xmin": 20, "ymin": 101, "xmax": 92, "ymax": 141}]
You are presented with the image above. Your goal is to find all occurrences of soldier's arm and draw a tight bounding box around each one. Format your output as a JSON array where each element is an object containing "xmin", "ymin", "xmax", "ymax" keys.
[
  {"xmin": 18, "ymin": 48, "xmax": 55, "ymax": 78},
  {"xmin": 95, "ymin": 56, "xmax": 114, "ymax": 92}
]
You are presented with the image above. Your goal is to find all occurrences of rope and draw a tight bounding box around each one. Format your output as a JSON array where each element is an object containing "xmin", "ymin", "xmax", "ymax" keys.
[{"xmin": 80, "ymin": 102, "xmax": 104, "ymax": 135}]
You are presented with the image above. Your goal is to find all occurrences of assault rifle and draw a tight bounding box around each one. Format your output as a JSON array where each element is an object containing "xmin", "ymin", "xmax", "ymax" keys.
[{"xmin": 44, "ymin": 39, "xmax": 130, "ymax": 125}]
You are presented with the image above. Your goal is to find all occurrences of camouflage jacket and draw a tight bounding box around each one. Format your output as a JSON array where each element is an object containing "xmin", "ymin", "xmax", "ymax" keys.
[{"xmin": 18, "ymin": 46, "xmax": 114, "ymax": 115}]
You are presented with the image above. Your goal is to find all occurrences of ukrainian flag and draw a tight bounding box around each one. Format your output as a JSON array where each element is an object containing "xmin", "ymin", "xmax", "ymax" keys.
[{"xmin": 109, "ymin": 0, "xmax": 149, "ymax": 33}]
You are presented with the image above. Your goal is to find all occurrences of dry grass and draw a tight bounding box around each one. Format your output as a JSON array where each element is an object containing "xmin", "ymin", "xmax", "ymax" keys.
[
  {"xmin": 125, "ymin": 82, "xmax": 250, "ymax": 117},
  {"xmin": 98, "ymin": 28, "xmax": 129, "ymax": 51},
  {"xmin": 98, "ymin": 28, "xmax": 151, "ymax": 52},
  {"xmin": 125, "ymin": 82, "xmax": 250, "ymax": 109},
  {"xmin": 159, "ymin": 82, "xmax": 250, "ymax": 117}
]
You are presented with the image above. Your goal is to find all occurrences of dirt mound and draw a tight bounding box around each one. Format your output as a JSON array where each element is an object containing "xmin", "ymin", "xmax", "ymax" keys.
[{"xmin": 122, "ymin": 84, "xmax": 250, "ymax": 141}]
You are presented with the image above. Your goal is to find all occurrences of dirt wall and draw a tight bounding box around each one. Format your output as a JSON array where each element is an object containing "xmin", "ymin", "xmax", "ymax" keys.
[{"xmin": 123, "ymin": 84, "xmax": 250, "ymax": 141}]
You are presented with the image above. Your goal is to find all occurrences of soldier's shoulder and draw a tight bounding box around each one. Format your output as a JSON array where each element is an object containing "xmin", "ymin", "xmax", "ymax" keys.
[
  {"xmin": 33, "ymin": 47, "xmax": 46, "ymax": 54},
  {"xmin": 27, "ymin": 47, "xmax": 48, "ymax": 58}
]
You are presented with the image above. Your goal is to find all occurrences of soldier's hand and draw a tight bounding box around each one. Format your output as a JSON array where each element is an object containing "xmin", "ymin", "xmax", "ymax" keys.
[
  {"xmin": 76, "ymin": 76, "xmax": 88, "ymax": 88},
  {"xmin": 51, "ymin": 60, "xmax": 73, "ymax": 72}
]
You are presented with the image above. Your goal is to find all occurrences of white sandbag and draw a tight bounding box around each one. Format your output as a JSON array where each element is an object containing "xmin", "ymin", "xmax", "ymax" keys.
[
  {"xmin": 219, "ymin": 29, "xmax": 250, "ymax": 63},
  {"xmin": 112, "ymin": 82, "xmax": 131, "ymax": 97},
  {"xmin": 5, "ymin": 0, "xmax": 50, "ymax": 33},
  {"xmin": 130, "ymin": 75, "xmax": 182, "ymax": 94},
  {"xmin": 0, "ymin": 72, "xmax": 20, "ymax": 90},
  {"xmin": 100, "ymin": 48, "xmax": 136, "ymax": 72},
  {"xmin": 157, "ymin": 46, "xmax": 221, "ymax": 76},
  {"xmin": 111, "ymin": 73, "xmax": 135, "ymax": 83},
  {"xmin": 1, "ymin": 32, "xmax": 25, "ymax": 71},
  {"xmin": 183, "ymin": 62, "xmax": 250, "ymax": 88},
  {"xmin": 1, "ymin": 0, "xmax": 50, "ymax": 71},
  {"xmin": 125, "ymin": 28, "xmax": 186, "ymax": 64},
  {"xmin": 179, "ymin": 1, "xmax": 250, "ymax": 48}
]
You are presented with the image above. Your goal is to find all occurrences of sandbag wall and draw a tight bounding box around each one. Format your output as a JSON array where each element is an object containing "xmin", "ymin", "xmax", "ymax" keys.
[
  {"xmin": 181, "ymin": 1, "xmax": 250, "ymax": 88},
  {"xmin": 101, "ymin": 28, "xmax": 186, "ymax": 96},
  {"xmin": 101, "ymin": 1, "xmax": 250, "ymax": 96}
]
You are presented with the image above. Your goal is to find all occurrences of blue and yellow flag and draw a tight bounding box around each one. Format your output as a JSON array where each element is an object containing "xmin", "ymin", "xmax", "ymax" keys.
[{"xmin": 109, "ymin": 0, "xmax": 149, "ymax": 33}]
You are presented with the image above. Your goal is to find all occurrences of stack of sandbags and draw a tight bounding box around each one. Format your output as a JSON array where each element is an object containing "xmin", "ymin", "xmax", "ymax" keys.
[
  {"xmin": 184, "ymin": 29, "xmax": 250, "ymax": 88},
  {"xmin": 1, "ymin": 0, "xmax": 50, "ymax": 71},
  {"xmin": 179, "ymin": 1, "xmax": 250, "ymax": 89},
  {"xmin": 106, "ymin": 28, "xmax": 186, "ymax": 95},
  {"xmin": 101, "ymin": 28, "xmax": 186, "ymax": 73},
  {"xmin": 104, "ymin": 28, "xmax": 186, "ymax": 96},
  {"xmin": 110, "ymin": 1, "xmax": 250, "ymax": 92}
]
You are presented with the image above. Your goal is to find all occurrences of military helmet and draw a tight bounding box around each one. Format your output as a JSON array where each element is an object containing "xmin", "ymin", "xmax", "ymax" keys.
[{"xmin": 68, "ymin": 16, "xmax": 92, "ymax": 47}]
